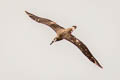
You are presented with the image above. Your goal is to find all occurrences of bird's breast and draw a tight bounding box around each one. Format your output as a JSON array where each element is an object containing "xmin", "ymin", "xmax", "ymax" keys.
[
  {"xmin": 56, "ymin": 29, "xmax": 72, "ymax": 39},
  {"xmin": 56, "ymin": 29, "xmax": 65, "ymax": 35}
]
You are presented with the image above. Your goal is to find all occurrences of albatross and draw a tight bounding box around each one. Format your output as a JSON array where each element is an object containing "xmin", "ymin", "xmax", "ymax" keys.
[{"xmin": 25, "ymin": 11, "xmax": 103, "ymax": 68}]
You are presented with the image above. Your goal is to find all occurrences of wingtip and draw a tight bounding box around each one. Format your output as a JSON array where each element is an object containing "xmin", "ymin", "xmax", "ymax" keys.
[
  {"xmin": 95, "ymin": 61, "xmax": 103, "ymax": 69},
  {"xmin": 91, "ymin": 57, "xmax": 103, "ymax": 69},
  {"xmin": 25, "ymin": 11, "xmax": 29, "ymax": 15},
  {"xmin": 98, "ymin": 64, "xmax": 103, "ymax": 69},
  {"xmin": 25, "ymin": 11, "xmax": 34, "ymax": 18}
]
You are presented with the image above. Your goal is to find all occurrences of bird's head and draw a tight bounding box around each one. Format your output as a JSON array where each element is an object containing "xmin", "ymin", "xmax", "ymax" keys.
[
  {"xmin": 50, "ymin": 38, "xmax": 57, "ymax": 45},
  {"xmin": 50, "ymin": 36, "xmax": 62, "ymax": 45}
]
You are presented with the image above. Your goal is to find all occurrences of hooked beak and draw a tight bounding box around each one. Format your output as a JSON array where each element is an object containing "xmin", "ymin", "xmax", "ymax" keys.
[
  {"xmin": 50, "ymin": 40, "xmax": 54, "ymax": 45},
  {"xmin": 50, "ymin": 38, "xmax": 56, "ymax": 45}
]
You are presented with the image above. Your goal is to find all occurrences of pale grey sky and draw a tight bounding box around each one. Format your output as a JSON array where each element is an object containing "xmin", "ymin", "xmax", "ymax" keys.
[{"xmin": 0, "ymin": 0, "xmax": 120, "ymax": 80}]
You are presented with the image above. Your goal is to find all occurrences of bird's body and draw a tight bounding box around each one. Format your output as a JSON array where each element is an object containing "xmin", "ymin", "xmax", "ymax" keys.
[{"xmin": 25, "ymin": 11, "xmax": 103, "ymax": 69}]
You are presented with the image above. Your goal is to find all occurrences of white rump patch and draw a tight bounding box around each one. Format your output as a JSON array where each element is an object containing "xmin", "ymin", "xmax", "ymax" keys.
[{"xmin": 72, "ymin": 27, "xmax": 75, "ymax": 31}]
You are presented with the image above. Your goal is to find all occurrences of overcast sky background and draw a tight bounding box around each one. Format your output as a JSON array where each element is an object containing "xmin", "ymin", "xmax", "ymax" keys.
[{"xmin": 0, "ymin": 0, "xmax": 120, "ymax": 80}]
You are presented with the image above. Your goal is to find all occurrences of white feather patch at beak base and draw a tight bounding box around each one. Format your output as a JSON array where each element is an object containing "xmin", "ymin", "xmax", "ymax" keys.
[{"xmin": 50, "ymin": 38, "xmax": 57, "ymax": 45}]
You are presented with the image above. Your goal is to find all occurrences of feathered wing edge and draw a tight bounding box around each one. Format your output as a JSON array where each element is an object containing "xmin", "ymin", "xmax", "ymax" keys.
[
  {"xmin": 25, "ymin": 11, "xmax": 64, "ymax": 32},
  {"xmin": 64, "ymin": 34, "xmax": 103, "ymax": 69}
]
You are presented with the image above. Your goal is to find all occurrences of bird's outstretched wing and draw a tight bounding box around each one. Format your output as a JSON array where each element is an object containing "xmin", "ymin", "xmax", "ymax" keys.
[
  {"xmin": 64, "ymin": 34, "xmax": 103, "ymax": 68},
  {"xmin": 25, "ymin": 11, "xmax": 64, "ymax": 32}
]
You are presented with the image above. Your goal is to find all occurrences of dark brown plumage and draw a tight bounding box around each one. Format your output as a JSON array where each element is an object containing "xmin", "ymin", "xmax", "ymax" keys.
[
  {"xmin": 64, "ymin": 34, "xmax": 103, "ymax": 68},
  {"xmin": 25, "ymin": 11, "xmax": 103, "ymax": 69},
  {"xmin": 25, "ymin": 11, "xmax": 64, "ymax": 32}
]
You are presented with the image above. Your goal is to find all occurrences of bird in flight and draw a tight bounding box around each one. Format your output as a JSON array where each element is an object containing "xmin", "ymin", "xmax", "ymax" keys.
[{"xmin": 25, "ymin": 11, "xmax": 103, "ymax": 68}]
